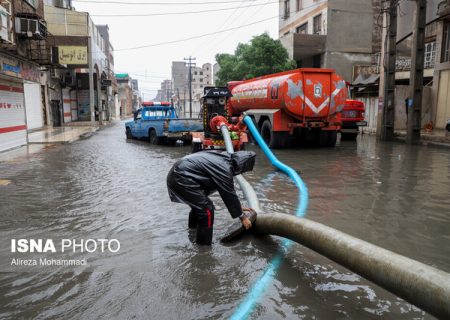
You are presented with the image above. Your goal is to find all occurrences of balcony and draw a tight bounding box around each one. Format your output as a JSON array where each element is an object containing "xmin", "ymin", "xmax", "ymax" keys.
[
  {"xmin": 44, "ymin": 5, "xmax": 88, "ymax": 37},
  {"xmin": 0, "ymin": 0, "xmax": 14, "ymax": 44},
  {"xmin": 437, "ymin": 0, "xmax": 450, "ymax": 17},
  {"xmin": 280, "ymin": 32, "xmax": 326, "ymax": 61}
]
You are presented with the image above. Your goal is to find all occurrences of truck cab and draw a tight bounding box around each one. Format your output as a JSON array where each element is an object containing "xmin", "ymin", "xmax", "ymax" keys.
[{"xmin": 340, "ymin": 86, "xmax": 367, "ymax": 140}]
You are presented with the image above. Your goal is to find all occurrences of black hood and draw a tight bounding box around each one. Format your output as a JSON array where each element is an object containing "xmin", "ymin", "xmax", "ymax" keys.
[{"xmin": 231, "ymin": 151, "xmax": 256, "ymax": 175}]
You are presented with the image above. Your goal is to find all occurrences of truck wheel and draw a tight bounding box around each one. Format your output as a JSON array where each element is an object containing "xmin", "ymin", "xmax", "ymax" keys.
[
  {"xmin": 261, "ymin": 120, "xmax": 287, "ymax": 148},
  {"xmin": 149, "ymin": 129, "xmax": 160, "ymax": 145},
  {"xmin": 319, "ymin": 131, "xmax": 329, "ymax": 147},
  {"xmin": 126, "ymin": 127, "xmax": 133, "ymax": 139},
  {"xmin": 327, "ymin": 131, "xmax": 338, "ymax": 147},
  {"xmin": 341, "ymin": 132, "xmax": 358, "ymax": 140}
]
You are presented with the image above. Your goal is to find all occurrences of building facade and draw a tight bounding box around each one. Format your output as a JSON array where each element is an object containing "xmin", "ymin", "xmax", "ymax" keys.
[
  {"xmin": 351, "ymin": 0, "xmax": 447, "ymax": 132},
  {"xmin": 279, "ymin": 0, "xmax": 381, "ymax": 82},
  {"xmin": 433, "ymin": 0, "xmax": 450, "ymax": 129},
  {"xmin": 171, "ymin": 61, "xmax": 212, "ymax": 117},
  {"xmin": 0, "ymin": 0, "xmax": 48, "ymax": 152},
  {"xmin": 116, "ymin": 73, "xmax": 140, "ymax": 117},
  {"xmin": 43, "ymin": 0, "xmax": 116, "ymax": 125}
]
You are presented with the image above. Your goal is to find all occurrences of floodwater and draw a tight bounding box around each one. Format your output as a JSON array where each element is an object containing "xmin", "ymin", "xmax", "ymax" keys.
[{"xmin": 0, "ymin": 121, "xmax": 449, "ymax": 319}]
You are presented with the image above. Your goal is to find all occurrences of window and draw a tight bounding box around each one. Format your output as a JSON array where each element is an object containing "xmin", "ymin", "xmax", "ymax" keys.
[
  {"xmin": 296, "ymin": 23, "xmax": 308, "ymax": 34},
  {"xmin": 194, "ymin": 71, "xmax": 197, "ymax": 75},
  {"xmin": 200, "ymin": 71, "xmax": 203, "ymax": 75},
  {"xmin": 284, "ymin": 0, "xmax": 290, "ymax": 19},
  {"xmin": 296, "ymin": 0, "xmax": 302, "ymax": 12},
  {"xmin": 200, "ymin": 78, "xmax": 203, "ymax": 82},
  {"xmin": 144, "ymin": 110, "xmax": 167, "ymax": 117},
  {"xmin": 313, "ymin": 14, "xmax": 322, "ymax": 35},
  {"xmin": 136, "ymin": 110, "xmax": 142, "ymax": 120},
  {"xmin": 424, "ymin": 41, "xmax": 436, "ymax": 69},
  {"xmin": 443, "ymin": 22, "xmax": 450, "ymax": 62}
]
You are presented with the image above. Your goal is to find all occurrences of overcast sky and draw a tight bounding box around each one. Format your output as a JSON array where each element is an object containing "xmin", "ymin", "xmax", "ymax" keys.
[{"xmin": 72, "ymin": 0, "xmax": 279, "ymax": 100}]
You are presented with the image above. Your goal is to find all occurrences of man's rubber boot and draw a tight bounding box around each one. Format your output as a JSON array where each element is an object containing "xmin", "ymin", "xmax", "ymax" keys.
[
  {"xmin": 188, "ymin": 209, "xmax": 197, "ymax": 229},
  {"xmin": 196, "ymin": 208, "xmax": 214, "ymax": 245}
]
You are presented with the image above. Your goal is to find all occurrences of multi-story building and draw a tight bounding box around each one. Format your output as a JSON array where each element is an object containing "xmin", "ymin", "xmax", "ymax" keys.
[
  {"xmin": 191, "ymin": 63, "xmax": 212, "ymax": 101},
  {"xmin": 154, "ymin": 79, "xmax": 172, "ymax": 102},
  {"xmin": 1, "ymin": 0, "xmax": 49, "ymax": 152},
  {"xmin": 116, "ymin": 73, "xmax": 140, "ymax": 116},
  {"xmin": 213, "ymin": 62, "xmax": 220, "ymax": 86},
  {"xmin": 171, "ymin": 61, "xmax": 186, "ymax": 106},
  {"xmin": 171, "ymin": 61, "xmax": 212, "ymax": 116},
  {"xmin": 279, "ymin": 0, "xmax": 381, "ymax": 82},
  {"xmin": 43, "ymin": 0, "xmax": 115, "ymax": 125},
  {"xmin": 351, "ymin": 0, "xmax": 447, "ymax": 133}
]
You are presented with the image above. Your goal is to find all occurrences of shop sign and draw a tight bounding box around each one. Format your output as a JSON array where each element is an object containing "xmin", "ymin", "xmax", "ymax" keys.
[
  {"xmin": 58, "ymin": 46, "xmax": 88, "ymax": 65},
  {"xmin": 0, "ymin": 53, "xmax": 21, "ymax": 78}
]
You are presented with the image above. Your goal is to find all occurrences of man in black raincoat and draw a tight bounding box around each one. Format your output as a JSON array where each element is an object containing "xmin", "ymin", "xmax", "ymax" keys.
[{"xmin": 167, "ymin": 150, "xmax": 256, "ymax": 245}]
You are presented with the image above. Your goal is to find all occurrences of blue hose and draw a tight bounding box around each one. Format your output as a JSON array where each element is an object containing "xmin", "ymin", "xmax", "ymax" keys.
[
  {"xmin": 230, "ymin": 116, "xmax": 309, "ymax": 320},
  {"xmin": 243, "ymin": 116, "xmax": 308, "ymax": 217}
]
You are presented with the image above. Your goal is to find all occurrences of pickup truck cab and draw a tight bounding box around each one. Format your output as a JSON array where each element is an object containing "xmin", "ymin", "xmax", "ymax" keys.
[
  {"xmin": 125, "ymin": 102, "xmax": 202, "ymax": 145},
  {"xmin": 340, "ymin": 99, "xmax": 367, "ymax": 140}
]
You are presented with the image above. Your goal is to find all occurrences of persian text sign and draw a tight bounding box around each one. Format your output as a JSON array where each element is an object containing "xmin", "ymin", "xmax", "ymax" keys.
[{"xmin": 58, "ymin": 46, "xmax": 88, "ymax": 65}]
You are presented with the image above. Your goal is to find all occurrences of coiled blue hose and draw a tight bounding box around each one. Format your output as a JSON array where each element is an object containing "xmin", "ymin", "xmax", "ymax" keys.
[{"xmin": 230, "ymin": 115, "xmax": 309, "ymax": 320}]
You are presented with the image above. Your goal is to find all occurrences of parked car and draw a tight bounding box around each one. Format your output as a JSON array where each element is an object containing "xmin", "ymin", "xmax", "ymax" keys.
[{"xmin": 125, "ymin": 102, "xmax": 203, "ymax": 145}]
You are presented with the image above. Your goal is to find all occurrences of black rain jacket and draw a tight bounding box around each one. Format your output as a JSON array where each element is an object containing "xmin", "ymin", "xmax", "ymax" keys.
[{"xmin": 167, "ymin": 150, "xmax": 256, "ymax": 218}]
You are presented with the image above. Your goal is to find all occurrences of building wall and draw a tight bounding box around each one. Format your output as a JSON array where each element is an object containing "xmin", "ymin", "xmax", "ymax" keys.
[
  {"xmin": 323, "ymin": 0, "xmax": 375, "ymax": 81},
  {"xmin": 172, "ymin": 61, "xmax": 187, "ymax": 103},
  {"xmin": 279, "ymin": 0, "xmax": 328, "ymax": 36},
  {"xmin": 432, "ymin": 9, "xmax": 450, "ymax": 129},
  {"xmin": 279, "ymin": 0, "xmax": 380, "ymax": 82}
]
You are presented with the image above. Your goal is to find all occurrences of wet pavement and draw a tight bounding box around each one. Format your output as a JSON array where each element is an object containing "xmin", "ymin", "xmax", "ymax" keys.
[
  {"xmin": 28, "ymin": 126, "xmax": 99, "ymax": 144},
  {"xmin": 0, "ymin": 121, "xmax": 449, "ymax": 319}
]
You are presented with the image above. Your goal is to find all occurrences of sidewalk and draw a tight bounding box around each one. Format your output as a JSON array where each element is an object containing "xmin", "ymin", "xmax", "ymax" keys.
[
  {"xmin": 393, "ymin": 129, "xmax": 450, "ymax": 147},
  {"xmin": 28, "ymin": 126, "xmax": 99, "ymax": 144}
]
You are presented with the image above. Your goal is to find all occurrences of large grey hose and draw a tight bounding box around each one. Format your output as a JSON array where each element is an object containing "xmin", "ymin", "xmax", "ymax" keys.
[
  {"xmin": 220, "ymin": 124, "xmax": 450, "ymax": 319},
  {"xmin": 255, "ymin": 213, "xmax": 450, "ymax": 319},
  {"xmin": 220, "ymin": 125, "xmax": 260, "ymax": 212}
]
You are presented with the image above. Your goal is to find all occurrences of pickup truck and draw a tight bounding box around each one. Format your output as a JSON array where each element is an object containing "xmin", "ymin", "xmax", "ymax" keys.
[
  {"xmin": 340, "ymin": 99, "xmax": 367, "ymax": 140},
  {"xmin": 125, "ymin": 102, "xmax": 203, "ymax": 145}
]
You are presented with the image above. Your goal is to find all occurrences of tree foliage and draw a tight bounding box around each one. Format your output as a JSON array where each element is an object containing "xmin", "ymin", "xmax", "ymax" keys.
[{"xmin": 215, "ymin": 33, "xmax": 297, "ymax": 86}]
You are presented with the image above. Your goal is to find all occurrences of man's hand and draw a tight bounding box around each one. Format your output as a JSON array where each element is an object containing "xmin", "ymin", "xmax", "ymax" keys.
[{"xmin": 240, "ymin": 216, "xmax": 252, "ymax": 230}]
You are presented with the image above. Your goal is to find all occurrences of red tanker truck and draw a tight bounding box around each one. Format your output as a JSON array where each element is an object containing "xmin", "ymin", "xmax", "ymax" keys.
[
  {"xmin": 228, "ymin": 68, "xmax": 347, "ymax": 148},
  {"xmin": 192, "ymin": 68, "xmax": 348, "ymax": 151}
]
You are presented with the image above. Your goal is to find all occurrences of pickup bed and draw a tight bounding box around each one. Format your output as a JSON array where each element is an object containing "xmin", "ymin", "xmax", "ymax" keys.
[{"xmin": 125, "ymin": 104, "xmax": 202, "ymax": 145}]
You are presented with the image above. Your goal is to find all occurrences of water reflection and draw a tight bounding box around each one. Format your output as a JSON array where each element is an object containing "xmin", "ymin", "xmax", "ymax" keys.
[{"xmin": 0, "ymin": 123, "xmax": 447, "ymax": 319}]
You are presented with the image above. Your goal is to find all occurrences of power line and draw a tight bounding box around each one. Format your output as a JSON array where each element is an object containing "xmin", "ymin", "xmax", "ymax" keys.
[
  {"xmin": 114, "ymin": 15, "xmax": 277, "ymax": 51},
  {"xmin": 191, "ymin": 0, "xmax": 254, "ymax": 56},
  {"xmin": 113, "ymin": 0, "xmax": 326, "ymax": 51},
  {"xmin": 73, "ymin": 0, "xmax": 258, "ymax": 5},
  {"xmin": 86, "ymin": 2, "xmax": 277, "ymax": 17}
]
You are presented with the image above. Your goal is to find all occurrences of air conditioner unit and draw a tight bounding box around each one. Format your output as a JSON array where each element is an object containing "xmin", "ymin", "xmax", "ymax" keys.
[
  {"xmin": 15, "ymin": 17, "xmax": 47, "ymax": 40},
  {"xmin": 54, "ymin": 0, "xmax": 66, "ymax": 9}
]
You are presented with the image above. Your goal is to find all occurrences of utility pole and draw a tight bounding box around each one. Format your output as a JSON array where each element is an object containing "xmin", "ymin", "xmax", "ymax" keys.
[
  {"xmin": 407, "ymin": 0, "xmax": 427, "ymax": 144},
  {"xmin": 380, "ymin": 0, "xmax": 398, "ymax": 141},
  {"xmin": 88, "ymin": 39, "xmax": 95, "ymax": 126},
  {"xmin": 184, "ymin": 56, "xmax": 196, "ymax": 118}
]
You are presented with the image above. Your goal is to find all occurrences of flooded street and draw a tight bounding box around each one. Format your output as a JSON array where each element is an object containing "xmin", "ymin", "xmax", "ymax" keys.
[{"xmin": 0, "ymin": 121, "xmax": 449, "ymax": 319}]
